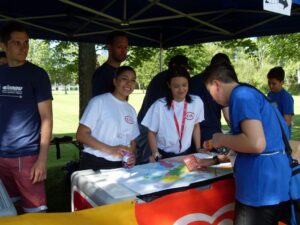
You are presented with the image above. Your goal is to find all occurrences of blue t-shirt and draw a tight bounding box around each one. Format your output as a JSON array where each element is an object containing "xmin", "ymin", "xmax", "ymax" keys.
[
  {"xmin": 91, "ymin": 62, "xmax": 117, "ymax": 97},
  {"xmin": 0, "ymin": 62, "xmax": 52, "ymax": 157},
  {"xmin": 230, "ymin": 85, "xmax": 291, "ymax": 206},
  {"xmin": 190, "ymin": 74, "xmax": 223, "ymax": 141},
  {"xmin": 268, "ymin": 88, "xmax": 294, "ymax": 138}
]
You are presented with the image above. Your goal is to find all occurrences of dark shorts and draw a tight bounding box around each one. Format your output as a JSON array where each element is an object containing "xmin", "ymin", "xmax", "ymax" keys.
[
  {"xmin": 79, "ymin": 152, "xmax": 122, "ymax": 171},
  {"xmin": 234, "ymin": 200, "xmax": 291, "ymax": 225},
  {"xmin": 158, "ymin": 147, "xmax": 193, "ymax": 159}
]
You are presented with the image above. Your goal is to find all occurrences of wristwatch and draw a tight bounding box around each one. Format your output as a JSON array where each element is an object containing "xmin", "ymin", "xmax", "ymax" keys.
[{"xmin": 213, "ymin": 155, "xmax": 220, "ymax": 165}]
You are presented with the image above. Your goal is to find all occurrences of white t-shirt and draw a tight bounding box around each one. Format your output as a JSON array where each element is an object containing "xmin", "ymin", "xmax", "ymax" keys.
[
  {"xmin": 80, "ymin": 93, "xmax": 140, "ymax": 161},
  {"xmin": 142, "ymin": 95, "xmax": 204, "ymax": 154}
]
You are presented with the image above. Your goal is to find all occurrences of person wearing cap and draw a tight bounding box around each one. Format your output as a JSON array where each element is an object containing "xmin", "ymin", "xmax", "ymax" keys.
[
  {"xmin": 190, "ymin": 53, "xmax": 234, "ymax": 150},
  {"xmin": 136, "ymin": 55, "xmax": 193, "ymax": 164},
  {"xmin": 0, "ymin": 51, "xmax": 7, "ymax": 65},
  {"xmin": 141, "ymin": 65, "xmax": 203, "ymax": 161},
  {"xmin": 91, "ymin": 31, "xmax": 128, "ymax": 97}
]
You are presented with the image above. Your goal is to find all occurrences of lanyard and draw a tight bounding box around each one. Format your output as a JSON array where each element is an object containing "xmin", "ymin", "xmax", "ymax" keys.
[{"xmin": 171, "ymin": 100, "xmax": 187, "ymax": 152}]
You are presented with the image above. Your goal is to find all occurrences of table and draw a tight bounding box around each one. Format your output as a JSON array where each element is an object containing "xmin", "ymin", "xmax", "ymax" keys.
[{"xmin": 71, "ymin": 153, "xmax": 233, "ymax": 211}]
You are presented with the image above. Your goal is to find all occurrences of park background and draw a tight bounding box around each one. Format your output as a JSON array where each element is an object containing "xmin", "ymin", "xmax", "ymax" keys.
[{"xmin": 24, "ymin": 34, "xmax": 300, "ymax": 212}]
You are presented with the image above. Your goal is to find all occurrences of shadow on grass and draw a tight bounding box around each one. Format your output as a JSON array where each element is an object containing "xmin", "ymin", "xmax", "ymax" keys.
[{"xmin": 47, "ymin": 133, "xmax": 79, "ymax": 212}]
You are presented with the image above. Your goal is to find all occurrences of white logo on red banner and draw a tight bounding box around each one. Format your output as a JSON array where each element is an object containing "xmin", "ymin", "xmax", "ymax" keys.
[{"xmin": 173, "ymin": 203, "xmax": 234, "ymax": 225}]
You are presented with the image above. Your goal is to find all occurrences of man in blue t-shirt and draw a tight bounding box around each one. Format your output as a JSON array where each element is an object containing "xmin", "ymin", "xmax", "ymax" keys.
[
  {"xmin": 267, "ymin": 66, "xmax": 294, "ymax": 138},
  {"xmin": 196, "ymin": 64, "xmax": 291, "ymax": 225},
  {"xmin": 0, "ymin": 22, "xmax": 53, "ymax": 213},
  {"xmin": 91, "ymin": 31, "xmax": 128, "ymax": 97}
]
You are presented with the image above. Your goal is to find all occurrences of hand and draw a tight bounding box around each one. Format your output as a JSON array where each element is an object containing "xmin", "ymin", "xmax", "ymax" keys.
[
  {"xmin": 30, "ymin": 158, "xmax": 47, "ymax": 184},
  {"xmin": 203, "ymin": 140, "xmax": 213, "ymax": 150},
  {"xmin": 126, "ymin": 152, "xmax": 136, "ymax": 167},
  {"xmin": 149, "ymin": 155, "xmax": 156, "ymax": 163},
  {"xmin": 212, "ymin": 133, "xmax": 226, "ymax": 148},
  {"xmin": 149, "ymin": 151, "xmax": 161, "ymax": 163},
  {"xmin": 109, "ymin": 145, "xmax": 128, "ymax": 158}
]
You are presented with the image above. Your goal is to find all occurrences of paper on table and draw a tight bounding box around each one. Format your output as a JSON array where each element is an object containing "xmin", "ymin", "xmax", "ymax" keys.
[{"xmin": 94, "ymin": 180, "xmax": 136, "ymax": 199}]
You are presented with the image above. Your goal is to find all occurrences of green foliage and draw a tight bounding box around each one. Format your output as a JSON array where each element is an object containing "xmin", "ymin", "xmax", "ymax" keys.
[
  {"xmin": 218, "ymin": 38, "xmax": 258, "ymax": 57},
  {"xmin": 166, "ymin": 44, "xmax": 208, "ymax": 74},
  {"xmin": 28, "ymin": 33, "xmax": 300, "ymax": 94},
  {"xmin": 28, "ymin": 40, "xmax": 79, "ymax": 87},
  {"xmin": 49, "ymin": 41, "xmax": 78, "ymax": 85}
]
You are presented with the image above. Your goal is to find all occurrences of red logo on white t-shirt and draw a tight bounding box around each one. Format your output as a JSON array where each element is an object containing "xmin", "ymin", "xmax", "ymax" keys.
[
  {"xmin": 186, "ymin": 112, "xmax": 195, "ymax": 120},
  {"xmin": 125, "ymin": 116, "xmax": 134, "ymax": 124}
]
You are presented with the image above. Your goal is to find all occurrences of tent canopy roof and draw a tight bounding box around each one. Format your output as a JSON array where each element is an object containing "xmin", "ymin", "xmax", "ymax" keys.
[{"xmin": 1, "ymin": 0, "xmax": 300, "ymax": 47}]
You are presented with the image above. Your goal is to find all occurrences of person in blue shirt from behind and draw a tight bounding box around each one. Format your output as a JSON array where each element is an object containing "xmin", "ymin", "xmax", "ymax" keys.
[
  {"xmin": 267, "ymin": 66, "xmax": 294, "ymax": 138},
  {"xmin": 196, "ymin": 63, "xmax": 291, "ymax": 225}
]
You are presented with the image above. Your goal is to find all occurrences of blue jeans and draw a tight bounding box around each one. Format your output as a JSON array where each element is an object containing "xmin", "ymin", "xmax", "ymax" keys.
[{"xmin": 234, "ymin": 200, "xmax": 291, "ymax": 225}]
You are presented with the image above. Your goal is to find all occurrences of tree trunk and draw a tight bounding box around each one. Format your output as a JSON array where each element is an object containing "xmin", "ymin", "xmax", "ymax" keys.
[{"xmin": 78, "ymin": 43, "xmax": 96, "ymax": 117}]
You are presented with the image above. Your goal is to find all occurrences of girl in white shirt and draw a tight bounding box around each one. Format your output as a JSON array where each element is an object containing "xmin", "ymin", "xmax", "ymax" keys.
[
  {"xmin": 142, "ymin": 65, "xmax": 204, "ymax": 161},
  {"xmin": 76, "ymin": 66, "xmax": 140, "ymax": 170}
]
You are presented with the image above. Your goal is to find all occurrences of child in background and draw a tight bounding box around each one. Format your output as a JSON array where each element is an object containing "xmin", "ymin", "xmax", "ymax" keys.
[
  {"xmin": 76, "ymin": 66, "xmax": 140, "ymax": 170},
  {"xmin": 267, "ymin": 66, "xmax": 294, "ymax": 138},
  {"xmin": 142, "ymin": 65, "xmax": 204, "ymax": 161}
]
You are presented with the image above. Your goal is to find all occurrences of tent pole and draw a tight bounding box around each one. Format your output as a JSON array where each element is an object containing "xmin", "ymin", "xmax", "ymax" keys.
[{"xmin": 159, "ymin": 32, "xmax": 163, "ymax": 72}]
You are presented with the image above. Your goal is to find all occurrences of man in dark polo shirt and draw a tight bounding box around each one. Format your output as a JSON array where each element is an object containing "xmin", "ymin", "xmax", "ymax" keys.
[{"xmin": 91, "ymin": 31, "xmax": 128, "ymax": 97}]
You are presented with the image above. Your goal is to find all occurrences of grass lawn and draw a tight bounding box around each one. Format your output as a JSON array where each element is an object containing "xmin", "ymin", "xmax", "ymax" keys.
[{"xmin": 47, "ymin": 91, "xmax": 300, "ymax": 212}]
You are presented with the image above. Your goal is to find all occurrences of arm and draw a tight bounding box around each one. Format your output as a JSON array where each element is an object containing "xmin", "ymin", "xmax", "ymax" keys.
[
  {"xmin": 76, "ymin": 124, "xmax": 126, "ymax": 158},
  {"xmin": 212, "ymin": 119, "xmax": 266, "ymax": 154},
  {"xmin": 148, "ymin": 130, "xmax": 159, "ymax": 162},
  {"xmin": 222, "ymin": 107, "xmax": 230, "ymax": 126},
  {"xmin": 192, "ymin": 123, "xmax": 201, "ymax": 151},
  {"xmin": 283, "ymin": 114, "xmax": 293, "ymax": 127},
  {"xmin": 31, "ymin": 100, "xmax": 53, "ymax": 184}
]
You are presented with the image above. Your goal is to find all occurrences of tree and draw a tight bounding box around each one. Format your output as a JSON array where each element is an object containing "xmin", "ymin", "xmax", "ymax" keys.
[
  {"xmin": 49, "ymin": 41, "xmax": 78, "ymax": 93},
  {"xmin": 78, "ymin": 43, "xmax": 96, "ymax": 116}
]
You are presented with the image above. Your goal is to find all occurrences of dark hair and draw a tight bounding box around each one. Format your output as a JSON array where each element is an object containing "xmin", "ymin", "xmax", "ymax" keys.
[
  {"xmin": 0, "ymin": 21, "xmax": 27, "ymax": 44},
  {"xmin": 165, "ymin": 65, "xmax": 192, "ymax": 109},
  {"xmin": 106, "ymin": 31, "xmax": 128, "ymax": 45},
  {"xmin": 210, "ymin": 53, "xmax": 231, "ymax": 66},
  {"xmin": 202, "ymin": 63, "xmax": 239, "ymax": 85},
  {"xmin": 115, "ymin": 65, "xmax": 136, "ymax": 77},
  {"xmin": 0, "ymin": 51, "xmax": 6, "ymax": 58},
  {"xmin": 267, "ymin": 66, "xmax": 285, "ymax": 82},
  {"xmin": 168, "ymin": 55, "xmax": 191, "ymax": 70}
]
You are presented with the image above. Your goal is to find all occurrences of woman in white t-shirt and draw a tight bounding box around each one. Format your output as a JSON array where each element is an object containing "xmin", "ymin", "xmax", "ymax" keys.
[
  {"xmin": 142, "ymin": 65, "xmax": 204, "ymax": 161},
  {"xmin": 76, "ymin": 66, "xmax": 140, "ymax": 170}
]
